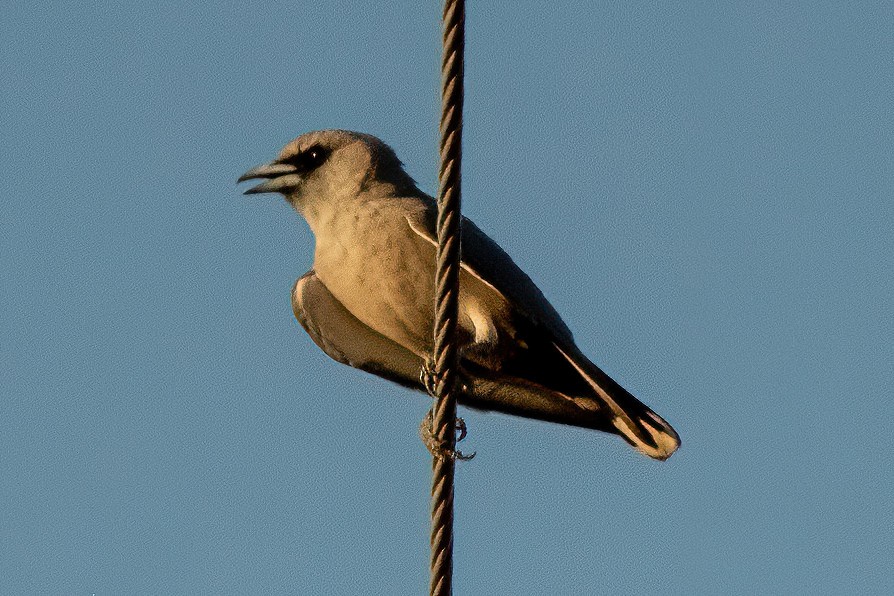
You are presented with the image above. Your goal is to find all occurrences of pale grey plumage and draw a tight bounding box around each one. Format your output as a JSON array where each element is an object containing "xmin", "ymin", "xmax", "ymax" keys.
[{"xmin": 239, "ymin": 129, "xmax": 680, "ymax": 460}]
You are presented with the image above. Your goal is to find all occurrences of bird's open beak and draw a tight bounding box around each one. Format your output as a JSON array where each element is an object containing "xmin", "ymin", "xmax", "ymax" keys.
[{"xmin": 237, "ymin": 161, "xmax": 301, "ymax": 195}]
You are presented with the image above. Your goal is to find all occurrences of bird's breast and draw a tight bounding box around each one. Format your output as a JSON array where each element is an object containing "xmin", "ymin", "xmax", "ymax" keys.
[{"xmin": 312, "ymin": 203, "xmax": 436, "ymax": 357}]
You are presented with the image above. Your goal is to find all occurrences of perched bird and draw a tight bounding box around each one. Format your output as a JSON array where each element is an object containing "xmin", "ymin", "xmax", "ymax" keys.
[{"xmin": 238, "ymin": 130, "xmax": 680, "ymax": 460}]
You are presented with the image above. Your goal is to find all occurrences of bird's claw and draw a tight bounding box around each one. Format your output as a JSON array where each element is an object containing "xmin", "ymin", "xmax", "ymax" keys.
[
  {"xmin": 420, "ymin": 360, "xmax": 470, "ymax": 397},
  {"xmin": 454, "ymin": 417, "xmax": 468, "ymax": 442},
  {"xmin": 419, "ymin": 410, "xmax": 475, "ymax": 461},
  {"xmin": 420, "ymin": 360, "xmax": 440, "ymax": 397}
]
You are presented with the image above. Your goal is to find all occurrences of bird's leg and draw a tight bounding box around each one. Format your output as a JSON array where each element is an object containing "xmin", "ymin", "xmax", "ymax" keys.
[
  {"xmin": 418, "ymin": 358, "xmax": 474, "ymax": 459},
  {"xmin": 419, "ymin": 409, "xmax": 475, "ymax": 461}
]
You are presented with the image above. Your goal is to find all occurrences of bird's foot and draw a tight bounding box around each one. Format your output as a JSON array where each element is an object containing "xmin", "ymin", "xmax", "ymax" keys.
[
  {"xmin": 419, "ymin": 359, "xmax": 441, "ymax": 397},
  {"xmin": 420, "ymin": 359, "xmax": 469, "ymax": 397},
  {"xmin": 419, "ymin": 410, "xmax": 475, "ymax": 461}
]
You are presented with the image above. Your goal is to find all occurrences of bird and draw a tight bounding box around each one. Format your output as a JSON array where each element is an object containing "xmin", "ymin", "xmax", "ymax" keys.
[{"xmin": 238, "ymin": 130, "xmax": 680, "ymax": 460}]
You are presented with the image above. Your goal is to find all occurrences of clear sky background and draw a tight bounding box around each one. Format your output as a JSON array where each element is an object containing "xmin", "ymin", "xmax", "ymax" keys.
[{"xmin": 2, "ymin": 2, "xmax": 892, "ymax": 594}]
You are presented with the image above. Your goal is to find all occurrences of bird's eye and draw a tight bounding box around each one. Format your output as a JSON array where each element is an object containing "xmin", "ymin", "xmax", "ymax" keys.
[{"xmin": 289, "ymin": 145, "xmax": 329, "ymax": 172}]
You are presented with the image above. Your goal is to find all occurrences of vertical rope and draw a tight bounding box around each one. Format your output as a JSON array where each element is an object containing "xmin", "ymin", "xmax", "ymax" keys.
[{"xmin": 430, "ymin": 1, "xmax": 465, "ymax": 595}]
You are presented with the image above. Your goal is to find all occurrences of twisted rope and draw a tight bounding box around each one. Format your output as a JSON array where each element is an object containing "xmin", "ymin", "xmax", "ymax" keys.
[{"xmin": 429, "ymin": 0, "xmax": 465, "ymax": 594}]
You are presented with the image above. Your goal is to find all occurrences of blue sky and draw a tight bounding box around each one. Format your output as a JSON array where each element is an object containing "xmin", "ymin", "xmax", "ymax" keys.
[{"xmin": 2, "ymin": 2, "xmax": 892, "ymax": 594}]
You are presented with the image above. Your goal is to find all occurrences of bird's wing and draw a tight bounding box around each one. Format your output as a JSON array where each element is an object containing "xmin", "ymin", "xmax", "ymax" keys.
[
  {"xmin": 291, "ymin": 270, "xmax": 425, "ymax": 390},
  {"xmin": 404, "ymin": 207, "xmax": 574, "ymax": 345},
  {"xmin": 404, "ymin": 207, "xmax": 680, "ymax": 460}
]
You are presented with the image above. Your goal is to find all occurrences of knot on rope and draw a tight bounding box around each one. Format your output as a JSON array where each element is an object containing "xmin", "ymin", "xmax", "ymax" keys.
[{"xmin": 420, "ymin": 409, "xmax": 475, "ymax": 462}]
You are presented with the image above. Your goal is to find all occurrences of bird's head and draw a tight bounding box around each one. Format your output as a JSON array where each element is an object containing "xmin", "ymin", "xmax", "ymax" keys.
[{"xmin": 238, "ymin": 130, "xmax": 416, "ymax": 213}]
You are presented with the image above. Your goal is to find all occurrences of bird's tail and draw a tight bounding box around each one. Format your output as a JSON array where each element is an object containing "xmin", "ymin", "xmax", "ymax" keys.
[{"xmin": 554, "ymin": 343, "xmax": 680, "ymax": 460}]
